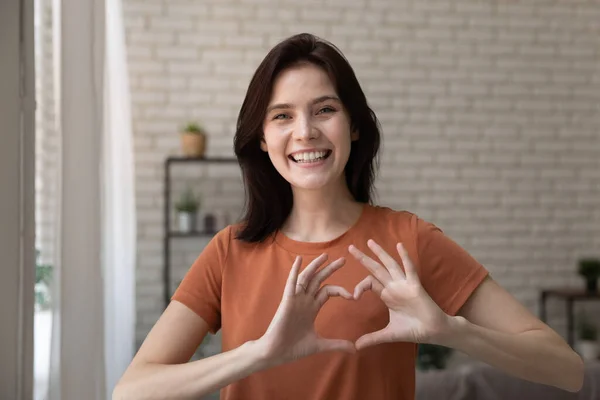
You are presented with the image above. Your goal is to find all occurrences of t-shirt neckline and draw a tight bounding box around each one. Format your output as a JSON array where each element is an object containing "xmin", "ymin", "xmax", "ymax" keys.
[{"xmin": 274, "ymin": 203, "xmax": 372, "ymax": 254}]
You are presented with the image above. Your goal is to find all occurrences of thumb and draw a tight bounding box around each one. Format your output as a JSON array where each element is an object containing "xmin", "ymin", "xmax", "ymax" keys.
[
  {"xmin": 317, "ymin": 338, "xmax": 356, "ymax": 354},
  {"xmin": 355, "ymin": 329, "xmax": 393, "ymax": 350}
]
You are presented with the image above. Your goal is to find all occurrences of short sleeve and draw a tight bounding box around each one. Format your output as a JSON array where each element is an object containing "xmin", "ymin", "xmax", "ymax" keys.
[
  {"xmin": 171, "ymin": 226, "xmax": 231, "ymax": 334},
  {"xmin": 415, "ymin": 218, "xmax": 489, "ymax": 316}
]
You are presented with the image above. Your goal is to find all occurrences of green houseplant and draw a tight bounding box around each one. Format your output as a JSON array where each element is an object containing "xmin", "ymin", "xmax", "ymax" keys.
[
  {"xmin": 578, "ymin": 258, "xmax": 600, "ymax": 292},
  {"xmin": 35, "ymin": 250, "xmax": 53, "ymax": 310},
  {"xmin": 180, "ymin": 121, "xmax": 206, "ymax": 158},
  {"xmin": 579, "ymin": 319, "xmax": 597, "ymax": 341},
  {"xmin": 576, "ymin": 314, "xmax": 598, "ymax": 361},
  {"xmin": 175, "ymin": 188, "xmax": 200, "ymax": 232},
  {"xmin": 416, "ymin": 344, "xmax": 453, "ymax": 371}
]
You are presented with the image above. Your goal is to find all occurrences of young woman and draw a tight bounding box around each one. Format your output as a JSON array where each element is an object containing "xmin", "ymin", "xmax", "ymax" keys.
[{"xmin": 113, "ymin": 33, "xmax": 583, "ymax": 400}]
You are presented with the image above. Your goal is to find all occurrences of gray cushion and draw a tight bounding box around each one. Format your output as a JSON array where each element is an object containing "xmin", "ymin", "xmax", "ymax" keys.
[{"xmin": 416, "ymin": 361, "xmax": 600, "ymax": 400}]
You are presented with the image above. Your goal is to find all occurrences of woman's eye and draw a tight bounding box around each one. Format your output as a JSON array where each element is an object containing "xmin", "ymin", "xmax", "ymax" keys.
[
  {"xmin": 273, "ymin": 113, "xmax": 289, "ymax": 120},
  {"xmin": 317, "ymin": 106, "xmax": 335, "ymax": 114}
]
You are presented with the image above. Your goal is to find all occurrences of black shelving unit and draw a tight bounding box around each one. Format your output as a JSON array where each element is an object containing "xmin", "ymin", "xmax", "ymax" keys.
[{"xmin": 163, "ymin": 156, "xmax": 238, "ymax": 308}]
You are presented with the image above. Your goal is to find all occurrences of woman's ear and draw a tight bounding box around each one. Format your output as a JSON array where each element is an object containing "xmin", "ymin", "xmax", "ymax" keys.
[
  {"xmin": 260, "ymin": 137, "xmax": 268, "ymax": 152},
  {"xmin": 351, "ymin": 129, "xmax": 359, "ymax": 141}
]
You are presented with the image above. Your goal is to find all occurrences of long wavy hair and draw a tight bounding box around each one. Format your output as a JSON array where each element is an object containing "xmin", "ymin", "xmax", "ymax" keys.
[{"xmin": 233, "ymin": 33, "xmax": 381, "ymax": 242}]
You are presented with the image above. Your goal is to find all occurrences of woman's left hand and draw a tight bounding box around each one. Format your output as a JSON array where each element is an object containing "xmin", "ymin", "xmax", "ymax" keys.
[{"xmin": 348, "ymin": 240, "xmax": 451, "ymax": 350}]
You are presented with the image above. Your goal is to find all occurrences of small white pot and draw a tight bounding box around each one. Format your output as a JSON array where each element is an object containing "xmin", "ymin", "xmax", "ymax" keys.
[
  {"xmin": 177, "ymin": 212, "xmax": 195, "ymax": 232},
  {"xmin": 577, "ymin": 340, "xmax": 598, "ymax": 361}
]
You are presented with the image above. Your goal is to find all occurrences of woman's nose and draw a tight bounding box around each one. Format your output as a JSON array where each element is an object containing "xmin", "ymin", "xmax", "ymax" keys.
[{"xmin": 293, "ymin": 116, "xmax": 319, "ymax": 141}]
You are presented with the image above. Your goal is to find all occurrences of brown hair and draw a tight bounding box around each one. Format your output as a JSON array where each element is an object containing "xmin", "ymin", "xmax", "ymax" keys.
[{"xmin": 233, "ymin": 33, "xmax": 381, "ymax": 242}]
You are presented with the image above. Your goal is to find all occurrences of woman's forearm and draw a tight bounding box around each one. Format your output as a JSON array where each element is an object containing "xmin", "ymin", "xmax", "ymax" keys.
[
  {"xmin": 112, "ymin": 340, "xmax": 269, "ymax": 400},
  {"xmin": 438, "ymin": 316, "xmax": 584, "ymax": 393}
]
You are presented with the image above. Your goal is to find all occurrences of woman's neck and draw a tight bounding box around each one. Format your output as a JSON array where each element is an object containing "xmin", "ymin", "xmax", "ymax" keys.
[{"xmin": 281, "ymin": 183, "xmax": 364, "ymax": 243}]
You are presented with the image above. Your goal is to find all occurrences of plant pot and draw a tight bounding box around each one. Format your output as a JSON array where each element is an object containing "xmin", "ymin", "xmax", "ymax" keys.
[
  {"xmin": 585, "ymin": 278, "xmax": 598, "ymax": 293},
  {"xmin": 180, "ymin": 131, "xmax": 206, "ymax": 158},
  {"xmin": 177, "ymin": 212, "xmax": 196, "ymax": 232},
  {"xmin": 577, "ymin": 340, "xmax": 598, "ymax": 361}
]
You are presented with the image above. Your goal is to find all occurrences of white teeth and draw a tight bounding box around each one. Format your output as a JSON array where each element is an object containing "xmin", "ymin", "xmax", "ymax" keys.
[{"xmin": 292, "ymin": 151, "xmax": 328, "ymax": 163}]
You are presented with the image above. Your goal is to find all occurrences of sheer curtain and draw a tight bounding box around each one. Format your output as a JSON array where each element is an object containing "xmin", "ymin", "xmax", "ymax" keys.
[
  {"xmin": 46, "ymin": 0, "xmax": 136, "ymax": 398},
  {"xmin": 103, "ymin": 0, "xmax": 137, "ymax": 394}
]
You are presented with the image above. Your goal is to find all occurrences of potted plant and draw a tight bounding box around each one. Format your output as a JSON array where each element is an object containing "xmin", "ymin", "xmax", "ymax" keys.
[
  {"xmin": 175, "ymin": 188, "xmax": 200, "ymax": 232},
  {"xmin": 179, "ymin": 122, "xmax": 206, "ymax": 158},
  {"xmin": 416, "ymin": 344, "xmax": 453, "ymax": 371},
  {"xmin": 35, "ymin": 250, "xmax": 53, "ymax": 311},
  {"xmin": 578, "ymin": 258, "xmax": 600, "ymax": 292},
  {"xmin": 576, "ymin": 314, "xmax": 598, "ymax": 361}
]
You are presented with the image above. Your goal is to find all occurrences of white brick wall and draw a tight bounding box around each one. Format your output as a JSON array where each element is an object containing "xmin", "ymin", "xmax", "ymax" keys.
[{"xmin": 124, "ymin": 0, "xmax": 600, "ymax": 349}]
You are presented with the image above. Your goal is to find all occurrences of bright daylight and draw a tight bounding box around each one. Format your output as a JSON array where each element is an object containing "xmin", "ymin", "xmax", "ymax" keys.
[{"xmin": 1, "ymin": 0, "xmax": 599, "ymax": 399}]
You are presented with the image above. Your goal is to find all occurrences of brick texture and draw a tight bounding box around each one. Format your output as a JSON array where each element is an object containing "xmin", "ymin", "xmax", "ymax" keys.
[{"xmin": 123, "ymin": 0, "xmax": 600, "ymax": 350}]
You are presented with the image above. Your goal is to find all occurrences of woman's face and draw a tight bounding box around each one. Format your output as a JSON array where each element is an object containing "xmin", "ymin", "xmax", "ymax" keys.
[{"xmin": 261, "ymin": 63, "xmax": 358, "ymax": 192}]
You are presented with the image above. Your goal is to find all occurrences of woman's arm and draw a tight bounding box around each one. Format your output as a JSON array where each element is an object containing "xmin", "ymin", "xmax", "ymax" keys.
[
  {"xmin": 113, "ymin": 301, "xmax": 270, "ymax": 400},
  {"xmin": 348, "ymin": 241, "xmax": 584, "ymax": 393},
  {"xmin": 114, "ymin": 340, "xmax": 268, "ymax": 400},
  {"xmin": 441, "ymin": 277, "xmax": 583, "ymax": 392},
  {"xmin": 113, "ymin": 254, "xmax": 355, "ymax": 400},
  {"xmin": 112, "ymin": 301, "xmax": 269, "ymax": 400}
]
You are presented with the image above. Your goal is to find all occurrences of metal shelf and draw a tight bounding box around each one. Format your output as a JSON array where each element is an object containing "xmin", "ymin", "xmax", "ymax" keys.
[
  {"xmin": 166, "ymin": 156, "xmax": 239, "ymax": 164},
  {"xmin": 167, "ymin": 230, "xmax": 218, "ymax": 238},
  {"xmin": 163, "ymin": 156, "xmax": 238, "ymax": 308}
]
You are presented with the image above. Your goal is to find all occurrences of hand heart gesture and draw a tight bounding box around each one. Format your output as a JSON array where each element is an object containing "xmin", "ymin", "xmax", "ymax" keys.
[
  {"xmin": 348, "ymin": 240, "xmax": 450, "ymax": 349},
  {"xmin": 257, "ymin": 254, "xmax": 356, "ymax": 367}
]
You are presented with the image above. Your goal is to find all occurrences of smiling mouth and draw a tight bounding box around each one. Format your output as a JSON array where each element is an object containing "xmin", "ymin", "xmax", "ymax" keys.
[{"xmin": 288, "ymin": 150, "xmax": 332, "ymax": 163}]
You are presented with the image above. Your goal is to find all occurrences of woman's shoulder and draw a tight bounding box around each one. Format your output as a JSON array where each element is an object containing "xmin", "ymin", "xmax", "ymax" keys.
[
  {"xmin": 366, "ymin": 204, "xmax": 441, "ymax": 236},
  {"xmin": 220, "ymin": 221, "xmax": 276, "ymax": 251},
  {"xmin": 368, "ymin": 204, "xmax": 419, "ymax": 225}
]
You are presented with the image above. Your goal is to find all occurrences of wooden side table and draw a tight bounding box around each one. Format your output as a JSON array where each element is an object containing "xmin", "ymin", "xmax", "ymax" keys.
[{"xmin": 539, "ymin": 288, "xmax": 600, "ymax": 348}]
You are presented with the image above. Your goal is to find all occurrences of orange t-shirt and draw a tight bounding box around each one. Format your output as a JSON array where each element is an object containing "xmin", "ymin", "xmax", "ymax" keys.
[{"xmin": 172, "ymin": 204, "xmax": 488, "ymax": 400}]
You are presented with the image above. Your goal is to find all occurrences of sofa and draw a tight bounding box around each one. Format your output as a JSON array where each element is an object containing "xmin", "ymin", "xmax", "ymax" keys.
[{"xmin": 416, "ymin": 361, "xmax": 600, "ymax": 400}]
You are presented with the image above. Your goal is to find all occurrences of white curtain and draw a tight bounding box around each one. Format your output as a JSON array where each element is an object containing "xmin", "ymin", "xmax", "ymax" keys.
[
  {"xmin": 103, "ymin": 0, "xmax": 137, "ymax": 394},
  {"xmin": 46, "ymin": 0, "xmax": 136, "ymax": 398}
]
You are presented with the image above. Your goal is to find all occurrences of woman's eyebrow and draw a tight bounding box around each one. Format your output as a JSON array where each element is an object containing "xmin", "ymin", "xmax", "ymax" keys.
[
  {"xmin": 266, "ymin": 95, "xmax": 340, "ymax": 114},
  {"xmin": 311, "ymin": 95, "xmax": 340, "ymax": 104},
  {"xmin": 266, "ymin": 102, "xmax": 293, "ymax": 114}
]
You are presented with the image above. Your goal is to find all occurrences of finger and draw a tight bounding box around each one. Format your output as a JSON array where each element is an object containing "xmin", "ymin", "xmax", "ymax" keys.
[
  {"xmin": 284, "ymin": 256, "xmax": 302, "ymax": 297},
  {"xmin": 397, "ymin": 243, "xmax": 419, "ymax": 283},
  {"xmin": 348, "ymin": 245, "xmax": 391, "ymax": 285},
  {"xmin": 316, "ymin": 338, "xmax": 356, "ymax": 354},
  {"xmin": 315, "ymin": 285, "xmax": 353, "ymax": 308},
  {"xmin": 355, "ymin": 328, "xmax": 393, "ymax": 350},
  {"xmin": 353, "ymin": 275, "xmax": 385, "ymax": 299},
  {"xmin": 296, "ymin": 253, "xmax": 328, "ymax": 293},
  {"xmin": 307, "ymin": 257, "xmax": 346, "ymax": 294},
  {"xmin": 367, "ymin": 239, "xmax": 405, "ymax": 280}
]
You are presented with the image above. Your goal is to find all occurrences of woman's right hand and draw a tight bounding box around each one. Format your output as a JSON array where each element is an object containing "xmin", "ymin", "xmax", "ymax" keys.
[{"xmin": 255, "ymin": 254, "xmax": 355, "ymax": 367}]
